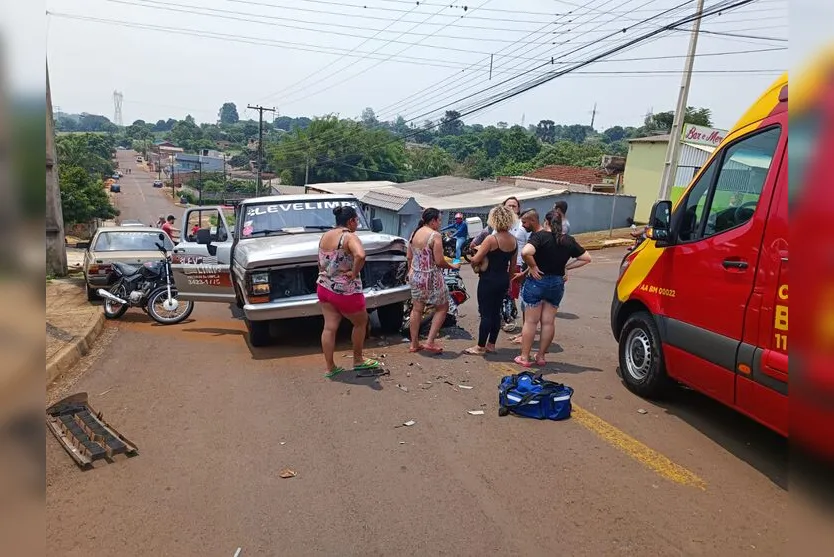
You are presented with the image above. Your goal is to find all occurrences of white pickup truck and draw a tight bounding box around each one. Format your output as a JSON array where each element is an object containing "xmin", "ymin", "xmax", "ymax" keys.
[{"xmin": 170, "ymin": 194, "xmax": 411, "ymax": 346}]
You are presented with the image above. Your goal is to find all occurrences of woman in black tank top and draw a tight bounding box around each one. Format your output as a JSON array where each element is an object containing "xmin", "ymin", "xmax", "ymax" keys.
[{"xmin": 465, "ymin": 206, "xmax": 518, "ymax": 355}]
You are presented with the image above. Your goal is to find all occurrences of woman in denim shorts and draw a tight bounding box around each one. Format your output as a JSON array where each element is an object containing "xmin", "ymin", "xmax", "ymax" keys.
[{"xmin": 515, "ymin": 212, "xmax": 591, "ymax": 367}]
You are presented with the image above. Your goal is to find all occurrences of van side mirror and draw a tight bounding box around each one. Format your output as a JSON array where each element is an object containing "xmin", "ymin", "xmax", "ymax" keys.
[
  {"xmin": 371, "ymin": 218, "xmax": 384, "ymax": 233},
  {"xmin": 646, "ymin": 200, "xmax": 672, "ymax": 245}
]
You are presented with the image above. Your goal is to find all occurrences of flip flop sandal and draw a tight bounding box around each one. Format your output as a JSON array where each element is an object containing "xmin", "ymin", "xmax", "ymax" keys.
[
  {"xmin": 423, "ymin": 345, "xmax": 444, "ymax": 354},
  {"xmin": 514, "ymin": 356, "xmax": 533, "ymax": 368},
  {"xmin": 408, "ymin": 344, "xmax": 425, "ymax": 353},
  {"xmin": 464, "ymin": 347, "xmax": 486, "ymax": 356},
  {"xmin": 325, "ymin": 366, "xmax": 347, "ymax": 378},
  {"xmin": 534, "ymin": 356, "xmax": 547, "ymax": 367},
  {"xmin": 353, "ymin": 358, "xmax": 383, "ymax": 371}
]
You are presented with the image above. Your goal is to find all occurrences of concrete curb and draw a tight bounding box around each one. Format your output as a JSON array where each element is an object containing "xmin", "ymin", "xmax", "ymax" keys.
[{"xmin": 46, "ymin": 309, "xmax": 106, "ymax": 386}]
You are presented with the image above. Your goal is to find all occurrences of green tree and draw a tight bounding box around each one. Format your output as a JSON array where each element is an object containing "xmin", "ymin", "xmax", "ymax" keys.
[
  {"xmin": 218, "ymin": 102, "xmax": 240, "ymax": 125},
  {"xmin": 228, "ymin": 153, "xmax": 250, "ymax": 168},
  {"xmin": 535, "ymin": 120, "xmax": 556, "ymax": 143},
  {"xmin": 271, "ymin": 116, "xmax": 407, "ymax": 185},
  {"xmin": 439, "ymin": 110, "xmax": 464, "ymax": 136},
  {"xmin": 361, "ymin": 107, "xmax": 379, "ymax": 128},
  {"xmin": 406, "ymin": 146, "xmax": 454, "ymax": 179},
  {"xmin": 56, "ymin": 133, "xmax": 115, "ymax": 176},
  {"xmin": 59, "ymin": 166, "xmax": 118, "ymax": 225},
  {"xmin": 602, "ymin": 125, "xmax": 627, "ymax": 143}
]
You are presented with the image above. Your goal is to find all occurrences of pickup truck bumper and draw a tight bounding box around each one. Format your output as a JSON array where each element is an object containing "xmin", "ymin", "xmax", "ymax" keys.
[{"xmin": 243, "ymin": 285, "xmax": 411, "ymax": 321}]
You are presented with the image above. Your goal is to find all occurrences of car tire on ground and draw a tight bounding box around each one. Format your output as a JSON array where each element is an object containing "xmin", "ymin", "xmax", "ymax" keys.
[
  {"xmin": 245, "ymin": 318, "xmax": 271, "ymax": 347},
  {"xmin": 618, "ymin": 311, "xmax": 671, "ymax": 398},
  {"xmin": 86, "ymin": 283, "xmax": 98, "ymax": 302},
  {"xmin": 376, "ymin": 302, "xmax": 405, "ymax": 333}
]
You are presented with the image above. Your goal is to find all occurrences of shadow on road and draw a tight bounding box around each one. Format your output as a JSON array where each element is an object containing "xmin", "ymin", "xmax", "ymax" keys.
[
  {"xmin": 650, "ymin": 384, "xmax": 788, "ymax": 490},
  {"xmin": 556, "ymin": 312, "xmax": 580, "ymax": 320}
]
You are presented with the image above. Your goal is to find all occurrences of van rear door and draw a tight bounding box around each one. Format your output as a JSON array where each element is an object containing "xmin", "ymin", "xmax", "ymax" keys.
[{"xmin": 657, "ymin": 123, "xmax": 784, "ymax": 406}]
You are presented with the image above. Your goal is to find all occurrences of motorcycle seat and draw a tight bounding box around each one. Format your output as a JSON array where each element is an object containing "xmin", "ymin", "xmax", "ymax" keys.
[{"xmin": 113, "ymin": 262, "xmax": 141, "ymax": 276}]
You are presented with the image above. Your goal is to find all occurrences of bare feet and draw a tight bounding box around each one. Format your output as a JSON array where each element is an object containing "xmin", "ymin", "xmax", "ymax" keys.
[{"xmin": 464, "ymin": 346, "xmax": 486, "ymax": 355}]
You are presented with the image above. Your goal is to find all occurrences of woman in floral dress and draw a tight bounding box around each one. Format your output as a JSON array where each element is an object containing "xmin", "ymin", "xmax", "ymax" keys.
[{"xmin": 407, "ymin": 208, "xmax": 461, "ymax": 353}]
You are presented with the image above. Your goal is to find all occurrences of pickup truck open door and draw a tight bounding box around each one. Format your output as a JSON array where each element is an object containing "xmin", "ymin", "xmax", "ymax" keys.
[{"xmin": 170, "ymin": 206, "xmax": 237, "ymax": 303}]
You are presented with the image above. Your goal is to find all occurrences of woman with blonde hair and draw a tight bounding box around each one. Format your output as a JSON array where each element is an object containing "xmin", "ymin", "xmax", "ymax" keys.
[{"xmin": 464, "ymin": 204, "xmax": 518, "ymax": 355}]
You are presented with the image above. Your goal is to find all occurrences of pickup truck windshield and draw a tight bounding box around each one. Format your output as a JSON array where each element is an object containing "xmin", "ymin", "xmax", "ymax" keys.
[{"xmin": 239, "ymin": 200, "xmax": 369, "ymax": 237}]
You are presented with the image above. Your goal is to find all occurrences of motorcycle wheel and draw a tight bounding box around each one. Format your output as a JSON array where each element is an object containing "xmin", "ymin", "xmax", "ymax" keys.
[
  {"xmin": 103, "ymin": 283, "xmax": 129, "ymax": 320},
  {"xmin": 146, "ymin": 287, "xmax": 194, "ymax": 325}
]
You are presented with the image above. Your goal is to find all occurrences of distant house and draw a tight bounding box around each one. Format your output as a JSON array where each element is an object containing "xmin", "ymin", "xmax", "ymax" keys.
[
  {"xmin": 309, "ymin": 176, "xmax": 635, "ymax": 237},
  {"xmin": 174, "ymin": 153, "xmax": 225, "ymax": 173}
]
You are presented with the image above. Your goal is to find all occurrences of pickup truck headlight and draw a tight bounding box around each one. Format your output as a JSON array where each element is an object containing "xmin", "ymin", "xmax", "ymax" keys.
[{"xmin": 250, "ymin": 272, "xmax": 270, "ymax": 295}]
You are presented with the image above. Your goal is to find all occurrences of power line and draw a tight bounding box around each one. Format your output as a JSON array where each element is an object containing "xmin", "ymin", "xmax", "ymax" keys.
[
  {"xmin": 275, "ymin": 0, "xmax": 759, "ymax": 171},
  {"xmin": 253, "ymin": 0, "xmax": 424, "ymax": 103},
  {"xmin": 373, "ymin": 0, "xmax": 644, "ymax": 120},
  {"xmin": 689, "ymin": 28, "xmax": 788, "ymax": 41},
  {"xmin": 264, "ymin": 0, "xmax": 499, "ymax": 108}
]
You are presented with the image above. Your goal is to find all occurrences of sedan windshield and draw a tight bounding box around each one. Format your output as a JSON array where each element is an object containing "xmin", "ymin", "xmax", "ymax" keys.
[
  {"xmin": 94, "ymin": 231, "xmax": 174, "ymax": 252},
  {"xmin": 240, "ymin": 199, "xmax": 368, "ymax": 238}
]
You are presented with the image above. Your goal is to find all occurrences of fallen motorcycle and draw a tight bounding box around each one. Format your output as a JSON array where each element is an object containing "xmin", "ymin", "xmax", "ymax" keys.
[
  {"xmin": 401, "ymin": 267, "xmax": 469, "ymax": 337},
  {"xmin": 98, "ymin": 233, "xmax": 194, "ymax": 324}
]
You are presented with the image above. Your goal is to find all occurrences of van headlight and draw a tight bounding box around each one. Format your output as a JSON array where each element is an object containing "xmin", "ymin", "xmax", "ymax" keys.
[{"xmin": 250, "ymin": 271, "xmax": 270, "ymax": 295}]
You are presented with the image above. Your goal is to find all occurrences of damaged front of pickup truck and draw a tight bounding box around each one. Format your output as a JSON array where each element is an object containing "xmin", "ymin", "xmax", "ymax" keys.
[{"xmin": 170, "ymin": 194, "xmax": 410, "ymax": 346}]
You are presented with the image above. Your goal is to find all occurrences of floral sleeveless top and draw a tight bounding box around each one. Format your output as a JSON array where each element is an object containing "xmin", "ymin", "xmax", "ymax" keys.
[
  {"xmin": 409, "ymin": 231, "xmax": 448, "ymax": 306},
  {"xmin": 317, "ymin": 231, "xmax": 362, "ymax": 295}
]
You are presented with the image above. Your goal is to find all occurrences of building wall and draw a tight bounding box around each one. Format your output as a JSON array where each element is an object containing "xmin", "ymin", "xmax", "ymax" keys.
[
  {"xmin": 623, "ymin": 141, "xmax": 712, "ymax": 222},
  {"xmin": 623, "ymin": 141, "xmax": 667, "ymax": 222}
]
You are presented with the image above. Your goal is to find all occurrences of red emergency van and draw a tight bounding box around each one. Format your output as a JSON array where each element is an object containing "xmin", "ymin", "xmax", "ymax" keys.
[{"xmin": 610, "ymin": 73, "xmax": 789, "ymax": 436}]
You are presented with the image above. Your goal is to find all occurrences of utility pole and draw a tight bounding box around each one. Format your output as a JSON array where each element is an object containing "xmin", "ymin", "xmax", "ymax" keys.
[
  {"xmin": 247, "ymin": 104, "xmax": 276, "ymax": 197},
  {"xmin": 488, "ymin": 54, "xmax": 494, "ymax": 80},
  {"xmin": 197, "ymin": 155, "xmax": 203, "ymax": 206},
  {"xmin": 46, "ymin": 61, "xmax": 68, "ymax": 276},
  {"xmin": 657, "ymin": 0, "xmax": 704, "ymax": 201},
  {"xmin": 590, "ymin": 103, "xmax": 597, "ymax": 129},
  {"xmin": 170, "ymin": 154, "xmax": 176, "ymax": 200}
]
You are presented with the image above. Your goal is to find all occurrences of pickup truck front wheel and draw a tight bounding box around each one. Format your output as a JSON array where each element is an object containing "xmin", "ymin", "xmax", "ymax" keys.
[
  {"xmin": 245, "ymin": 318, "xmax": 271, "ymax": 347},
  {"xmin": 376, "ymin": 302, "xmax": 405, "ymax": 334}
]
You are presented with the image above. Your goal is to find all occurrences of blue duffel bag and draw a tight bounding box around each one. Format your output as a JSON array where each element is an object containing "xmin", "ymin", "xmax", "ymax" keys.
[{"xmin": 498, "ymin": 371, "xmax": 573, "ymax": 420}]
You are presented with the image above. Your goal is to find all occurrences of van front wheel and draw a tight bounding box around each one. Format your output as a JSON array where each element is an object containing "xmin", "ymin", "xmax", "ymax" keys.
[{"xmin": 618, "ymin": 311, "xmax": 670, "ymax": 398}]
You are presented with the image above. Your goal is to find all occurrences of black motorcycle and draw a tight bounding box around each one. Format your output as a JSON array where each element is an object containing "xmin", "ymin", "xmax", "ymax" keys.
[
  {"xmin": 97, "ymin": 233, "xmax": 194, "ymax": 324},
  {"xmin": 442, "ymin": 233, "xmax": 474, "ymax": 262},
  {"xmin": 401, "ymin": 267, "xmax": 469, "ymax": 336}
]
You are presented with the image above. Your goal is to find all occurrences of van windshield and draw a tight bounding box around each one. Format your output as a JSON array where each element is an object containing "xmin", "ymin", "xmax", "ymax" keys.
[{"xmin": 239, "ymin": 199, "xmax": 368, "ymax": 237}]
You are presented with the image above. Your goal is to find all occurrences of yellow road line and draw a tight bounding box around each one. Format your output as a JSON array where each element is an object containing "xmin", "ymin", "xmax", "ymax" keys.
[{"xmin": 491, "ymin": 363, "xmax": 706, "ymax": 490}]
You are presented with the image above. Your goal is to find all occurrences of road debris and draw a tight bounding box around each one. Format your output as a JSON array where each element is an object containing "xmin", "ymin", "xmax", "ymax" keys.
[
  {"xmin": 467, "ymin": 410, "xmax": 485, "ymax": 416},
  {"xmin": 46, "ymin": 392, "xmax": 138, "ymax": 468},
  {"xmin": 399, "ymin": 441, "xmax": 406, "ymax": 445},
  {"xmin": 443, "ymin": 380, "xmax": 455, "ymax": 386},
  {"xmin": 637, "ymin": 408, "xmax": 648, "ymax": 415},
  {"xmin": 279, "ymin": 442, "xmax": 286, "ymax": 445},
  {"xmin": 233, "ymin": 548, "xmax": 242, "ymax": 557},
  {"xmin": 98, "ymin": 388, "xmax": 114, "ymax": 397},
  {"xmin": 395, "ymin": 420, "xmax": 417, "ymax": 428},
  {"xmin": 279, "ymin": 468, "xmax": 297, "ymax": 479},
  {"xmin": 458, "ymin": 385, "xmax": 474, "ymax": 390},
  {"xmin": 397, "ymin": 384, "xmax": 409, "ymax": 393},
  {"xmin": 421, "ymin": 383, "xmax": 433, "ymax": 390},
  {"xmin": 605, "ymin": 395, "xmax": 613, "ymax": 400}
]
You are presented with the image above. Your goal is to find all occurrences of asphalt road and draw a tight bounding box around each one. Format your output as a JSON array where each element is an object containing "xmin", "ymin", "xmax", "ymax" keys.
[{"xmin": 46, "ymin": 154, "xmax": 788, "ymax": 556}]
